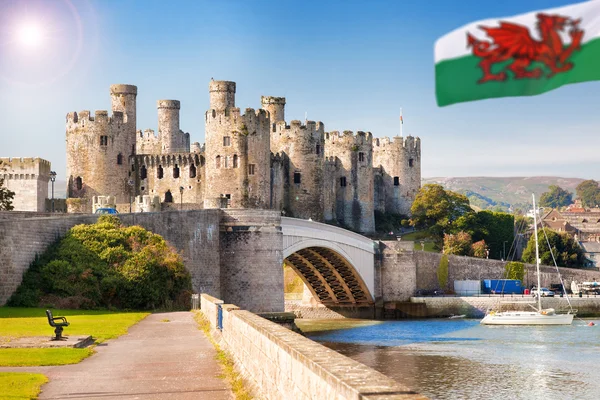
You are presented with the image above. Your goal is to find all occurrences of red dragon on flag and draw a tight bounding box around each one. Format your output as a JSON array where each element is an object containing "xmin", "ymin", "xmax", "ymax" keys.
[{"xmin": 467, "ymin": 13, "xmax": 584, "ymax": 83}]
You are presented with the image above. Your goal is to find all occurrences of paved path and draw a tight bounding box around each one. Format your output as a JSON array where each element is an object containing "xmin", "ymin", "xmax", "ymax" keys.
[{"xmin": 29, "ymin": 311, "xmax": 232, "ymax": 400}]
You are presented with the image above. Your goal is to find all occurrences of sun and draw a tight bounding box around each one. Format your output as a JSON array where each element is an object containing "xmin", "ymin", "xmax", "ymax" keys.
[{"xmin": 16, "ymin": 22, "xmax": 44, "ymax": 48}]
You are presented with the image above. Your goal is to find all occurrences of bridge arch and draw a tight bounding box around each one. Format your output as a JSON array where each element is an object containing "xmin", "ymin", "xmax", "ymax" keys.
[{"xmin": 281, "ymin": 217, "xmax": 376, "ymax": 306}]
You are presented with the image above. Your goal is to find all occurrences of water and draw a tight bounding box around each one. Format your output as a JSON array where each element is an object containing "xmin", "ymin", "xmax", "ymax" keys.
[{"xmin": 299, "ymin": 319, "xmax": 600, "ymax": 400}]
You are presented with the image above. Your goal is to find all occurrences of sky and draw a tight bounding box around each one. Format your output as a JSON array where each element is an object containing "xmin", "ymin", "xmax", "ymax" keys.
[{"xmin": 1, "ymin": 0, "xmax": 599, "ymax": 181}]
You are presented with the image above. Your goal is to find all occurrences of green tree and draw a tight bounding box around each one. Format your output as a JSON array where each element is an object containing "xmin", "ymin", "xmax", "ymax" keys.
[
  {"xmin": 443, "ymin": 231, "xmax": 472, "ymax": 256},
  {"xmin": 575, "ymin": 180, "xmax": 600, "ymax": 208},
  {"xmin": 0, "ymin": 177, "xmax": 15, "ymax": 211},
  {"xmin": 521, "ymin": 228, "xmax": 584, "ymax": 268},
  {"xmin": 539, "ymin": 185, "xmax": 573, "ymax": 209},
  {"xmin": 505, "ymin": 261, "xmax": 525, "ymax": 281},
  {"xmin": 410, "ymin": 184, "xmax": 472, "ymax": 245},
  {"xmin": 452, "ymin": 210, "xmax": 514, "ymax": 260},
  {"xmin": 438, "ymin": 254, "xmax": 449, "ymax": 290},
  {"xmin": 471, "ymin": 240, "xmax": 487, "ymax": 258}
]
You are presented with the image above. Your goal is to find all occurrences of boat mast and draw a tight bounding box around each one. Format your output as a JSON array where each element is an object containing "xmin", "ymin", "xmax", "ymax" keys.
[{"xmin": 532, "ymin": 194, "xmax": 542, "ymax": 312}]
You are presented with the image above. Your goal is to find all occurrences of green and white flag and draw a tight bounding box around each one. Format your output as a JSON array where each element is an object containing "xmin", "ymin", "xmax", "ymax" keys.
[{"xmin": 435, "ymin": 0, "xmax": 600, "ymax": 107}]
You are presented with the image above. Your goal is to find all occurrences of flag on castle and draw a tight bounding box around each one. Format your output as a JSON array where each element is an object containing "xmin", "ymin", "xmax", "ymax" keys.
[{"xmin": 434, "ymin": 0, "xmax": 600, "ymax": 107}]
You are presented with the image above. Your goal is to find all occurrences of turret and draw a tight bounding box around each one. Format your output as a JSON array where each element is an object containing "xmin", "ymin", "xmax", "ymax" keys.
[
  {"xmin": 261, "ymin": 96, "xmax": 286, "ymax": 124},
  {"xmin": 110, "ymin": 84, "xmax": 137, "ymax": 127},
  {"xmin": 157, "ymin": 100, "xmax": 188, "ymax": 153},
  {"xmin": 209, "ymin": 80, "xmax": 236, "ymax": 111}
]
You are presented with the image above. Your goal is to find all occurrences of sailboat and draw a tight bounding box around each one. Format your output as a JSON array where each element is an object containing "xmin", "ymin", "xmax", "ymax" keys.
[{"xmin": 480, "ymin": 194, "xmax": 575, "ymax": 325}]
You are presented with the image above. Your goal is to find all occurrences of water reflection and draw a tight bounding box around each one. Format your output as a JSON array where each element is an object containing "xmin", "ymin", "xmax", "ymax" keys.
[{"xmin": 300, "ymin": 319, "xmax": 598, "ymax": 400}]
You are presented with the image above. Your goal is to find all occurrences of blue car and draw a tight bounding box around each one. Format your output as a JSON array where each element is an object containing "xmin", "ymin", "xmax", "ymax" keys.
[{"xmin": 95, "ymin": 208, "xmax": 118, "ymax": 214}]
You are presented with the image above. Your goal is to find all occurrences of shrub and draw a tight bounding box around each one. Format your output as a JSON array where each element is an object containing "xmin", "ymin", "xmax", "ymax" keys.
[
  {"xmin": 9, "ymin": 216, "xmax": 192, "ymax": 310},
  {"xmin": 505, "ymin": 261, "xmax": 525, "ymax": 282}
]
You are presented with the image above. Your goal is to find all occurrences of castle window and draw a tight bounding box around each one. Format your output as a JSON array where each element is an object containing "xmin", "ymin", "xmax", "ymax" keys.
[
  {"xmin": 189, "ymin": 164, "xmax": 197, "ymax": 178},
  {"xmin": 215, "ymin": 156, "xmax": 221, "ymax": 168},
  {"xmin": 394, "ymin": 177, "xmax": 400, "ymax": 186},
  {"xmin": 316, "ymin": 144, "xmax": 320, "ymax": 155},
  {"xmin": 409, "ymin": 158, "xmax": 414, "ymax": 167},
  {"xmin": 248, "ymin": 164, "xmax": 255, "ymax": 175},
  {"xmin": 223, "ymin": 136, "xmax": 231, "ymax": 146},
  {"xmin": 173, "ymin": 164, "xmax": 180, "ymax": 178},
  {"xmin": 224, "ymin": 156, "xmax": 229, "ymax": 168},
  {"xmin": 164, "ymin": 190, "xmax": 173, "ymax": 203},
  {"xmin": 233, "ymin": 154, "xmax": 238, "ymax": 168},
  {"xmin": 117, "ymin": 153, "xmax": 123, "ymax": 165},
  {"xmin": 100, "ymin": 135, "xmax": 108, "ymax": 146},
  {"xmin": 294, "ymin": 172, "xmax": 301, "ymax": 184},
  {"xmin": 140, "ymin": 165, "xmax": 147, "ymax": 180},
  {"xmin": 272, "ymin": 123, "xmax": 276, "ymax": 132},
  {"xmin": 212, "ymin": 110, "xmax": 216, "ymax": 118},
  {"xmin": 75, "ymin": 176, "xmax": 83, "ymax": 191},
  {"xmin": 141, "ymin": 186, "xmax": 145, "ymax": 191},
  {"xmin": 131, "ymin": 144, "xmax": 135, "ymax": 155},
  {"xmin": 358, "ymin": 152, "xmax": 365, "ymax": 162},
  {"xmin": 340, "ymin": 177, "xmax": 347, "ymax": 187},
  {"xmin": 157, "ymin": 165, "xmax": 164, "ymax": 179}
]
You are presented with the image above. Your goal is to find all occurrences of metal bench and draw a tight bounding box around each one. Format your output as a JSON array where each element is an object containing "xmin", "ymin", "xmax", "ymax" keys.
[{"xmin": 46, "ymin": 310, "xmax": 69, "ymax": 341}]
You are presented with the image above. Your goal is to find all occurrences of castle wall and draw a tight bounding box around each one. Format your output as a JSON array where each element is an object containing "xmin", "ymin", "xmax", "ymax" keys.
[
  {"xmin": 133, "ymin": 153, "xmax": 205, "ymax": 206},
  {"xmin": 373, "ymin": 136, "xmax": 421, "ymax": 216},
  {"xmin": 0, "ymin": 158, "xmax": 51, "ymax": 212},
  {"xmin": 136, "ymin": 129, "xmax": 161, "ymax": 155},
  {"xmin": 324, "ymin": 131, "xmax": 374, "ymax": 233},
  {"xmin": 271, "ymin": 120, "xmax": 325, "ymax": 220},
  {"xmin": 323, "ymin": 157, "xmax": 338, "ymax": 221},
  {"xmin": 270, "ymin": 154, "xmax": 286, "ymax": 211}
]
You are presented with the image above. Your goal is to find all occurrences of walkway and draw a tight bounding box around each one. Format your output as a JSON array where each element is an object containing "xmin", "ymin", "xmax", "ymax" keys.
[{"xmin": 18, "ymin": 312, "xmax": 232, "ymax": 399}]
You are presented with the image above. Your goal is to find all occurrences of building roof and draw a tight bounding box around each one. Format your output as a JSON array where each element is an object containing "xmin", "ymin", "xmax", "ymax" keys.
[{"xmin": 580, "ymin": 241, "xmax": 600, "ymax": 254}]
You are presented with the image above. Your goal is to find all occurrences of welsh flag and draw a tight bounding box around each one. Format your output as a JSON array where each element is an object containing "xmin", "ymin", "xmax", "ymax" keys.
[{"xmin": 435, "ymin": 0, "xmax": 600, "ymax": 107}]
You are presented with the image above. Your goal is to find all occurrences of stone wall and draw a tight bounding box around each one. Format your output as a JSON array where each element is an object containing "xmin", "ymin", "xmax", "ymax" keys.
[
  {"xmin": 414, "ymin": 250, "xmax": 600, "ymax": 293},
  {"xmin": 219, "ymin": 209, "xmax": 284, "ymax": 313},
  {"xmin": 0, "ymin": 210, "xmax": 223, "ymax": 306},
  {"xmin": 378, "ymin": 240, "xmax": 417, "ymax": 301},
  {"xmin": 412, "ymin": 296, "xmax": 600, "ymax": 318},
  {"xmin": 200, "ymin": 294, "xmax": 425, "ymax": 400}
]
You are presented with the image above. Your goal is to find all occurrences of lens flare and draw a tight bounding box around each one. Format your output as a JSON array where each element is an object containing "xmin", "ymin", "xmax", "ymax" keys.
[{"xmin": 17, "ymin": 22, "xmax": 44, "ymax": 48}]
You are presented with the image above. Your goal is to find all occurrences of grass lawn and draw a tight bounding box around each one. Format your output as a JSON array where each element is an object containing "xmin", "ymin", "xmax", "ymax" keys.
[
  {"xmin": 0, "ymin": 307, "xmax": 148, "ymax": 368},
  {"xmin": 400, "ymin": 230, "xmax": 439, "ymax": 252},
  {"xmin": 0, "ymin": 372, "xmax": 47, "ymax": 399}
]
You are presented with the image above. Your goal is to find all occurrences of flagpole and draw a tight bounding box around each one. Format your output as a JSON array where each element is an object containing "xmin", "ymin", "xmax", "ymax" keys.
[{"xmin": 400, "ymin": 107, "xmax": 403, "ymax": 137}]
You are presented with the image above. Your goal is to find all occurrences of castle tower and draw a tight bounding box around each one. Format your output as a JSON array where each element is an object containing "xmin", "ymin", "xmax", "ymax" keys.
[
  {"xmin": 209, "ymin": 80, "xmax": 236, "ymax": 111},
  {"xmin": 204, "ymin": 80, "xmax": 271, "ymax": 209},
  {"xmin": 66, "ymin": 84, "xmax": 138, "ymax": 212},
  {"xmin": 157, "ymin": 100, "xmax": 188, "ymax": 153},
  {"xmin": 110, "ymin": 84, "xmax": 137, "ymax": 127},
  {"xmin": 324, "ymin": 131, "xmax": 375, "ymax": 233},
  {"xmin": 0, "ymin": 157, "xmax": 51, "ymax": 211},
  {"xmin": 372, "ymin": 136, "xmax": 421, "ymax": 216},
  {"xmin": 261, "ymin": 96, "xmax": 286, "ymax": 124},
  {"xmin": 271, "ymin": 119, "xmax": 325, "ymax": 220}
]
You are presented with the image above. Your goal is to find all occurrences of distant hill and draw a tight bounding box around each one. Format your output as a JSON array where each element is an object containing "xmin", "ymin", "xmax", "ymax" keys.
[{"xmin": 422, "ymin": 177, "xmax": 585, "ymax": 212}]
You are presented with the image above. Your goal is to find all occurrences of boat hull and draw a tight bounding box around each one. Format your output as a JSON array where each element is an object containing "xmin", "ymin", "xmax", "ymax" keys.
[{"xmin": 480, "ymin": 311, "xmax": 574, "ymax": 325}]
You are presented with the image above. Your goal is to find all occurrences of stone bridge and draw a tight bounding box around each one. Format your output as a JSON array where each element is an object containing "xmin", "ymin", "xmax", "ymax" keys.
[{"xmin": 281, "ymin": 217, "xmax": 376, "ymax": 307}]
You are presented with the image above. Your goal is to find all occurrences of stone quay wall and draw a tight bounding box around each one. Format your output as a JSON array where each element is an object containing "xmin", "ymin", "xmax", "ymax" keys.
[
  {"xmin": 200, "ymin": 294, "xmax": 426, "ymax": 400},
  {"xmin": 411, "ymin": 296, "xmax": 600, "ymax": 318}
]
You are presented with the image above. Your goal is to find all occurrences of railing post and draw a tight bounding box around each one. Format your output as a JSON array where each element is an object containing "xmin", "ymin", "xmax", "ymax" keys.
[{"xmin": 217, "ymin": 303, "xmax": 223, "ymax": 330}]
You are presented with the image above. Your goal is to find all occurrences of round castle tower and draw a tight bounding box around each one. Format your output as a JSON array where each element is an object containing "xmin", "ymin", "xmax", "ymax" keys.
[
  {"xmin": 157, "ymin": 100, "xmax": 189, "ymax": 153},
  {"xmin": 66, "ymin": 84, "xmax": 137, "ymax": 212},
  {"xmin": 261, "ymin": 96, "xmax": 286, "ymax": 125},
  {"xmin": 372, "ymin": 136, "xmax": 421, "ymax": 216},
  {"xmin": 324, "ymin": 131, "xmax": 374, "ymax": 233},
  {"xmin": 204, "ymin": 80, "xmax": 271, "ymax": 208},
  {"xmin": 269, "ymin": 117, "xmax": 325, "ymax": 220}
]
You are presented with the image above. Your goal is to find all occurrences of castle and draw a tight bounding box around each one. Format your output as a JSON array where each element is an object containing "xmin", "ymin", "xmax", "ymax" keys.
[{"xmin": 66, "ymin": 80, "xmax": 421, "ymax": 233}]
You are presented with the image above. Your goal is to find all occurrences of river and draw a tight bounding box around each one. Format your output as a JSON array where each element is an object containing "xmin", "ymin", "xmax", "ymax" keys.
[{"xmin": 298, "ymin": 318, "xmax": 600, "ymax": 400}]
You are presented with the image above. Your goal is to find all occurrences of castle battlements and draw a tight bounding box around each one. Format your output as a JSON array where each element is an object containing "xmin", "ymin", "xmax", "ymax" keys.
[
  {"xmin": 373, "ymin": 135, "xmax": 421, "ymax": 153},
  {"xmin": 66, "ymin": 110, "xmax": 124, "ymax": 130},
  {"xmin": 0, "ymin": 157, "xmax": 51, "ymax": 177},
  {"xmin": 274, "ymin": 120, "xmax": 325, "ymax": 138},
  {"xmin": 325, "ymin": 130, "xmax": 373, "ymax": 146}
]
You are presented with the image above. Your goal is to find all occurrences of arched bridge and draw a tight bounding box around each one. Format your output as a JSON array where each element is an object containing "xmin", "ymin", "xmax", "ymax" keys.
[{"xmin": 281, "ymin": 217, "xmax": 376, "ymax": 307}]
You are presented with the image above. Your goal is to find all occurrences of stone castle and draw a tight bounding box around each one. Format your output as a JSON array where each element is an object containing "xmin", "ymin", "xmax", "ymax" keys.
[
  {"xmin": 65, "ymin": 80, "xmax": 421, "ymax": 233},
  {"xmin": 0, "ymin": 157, "xmax": 51, "ymax": 212}
]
